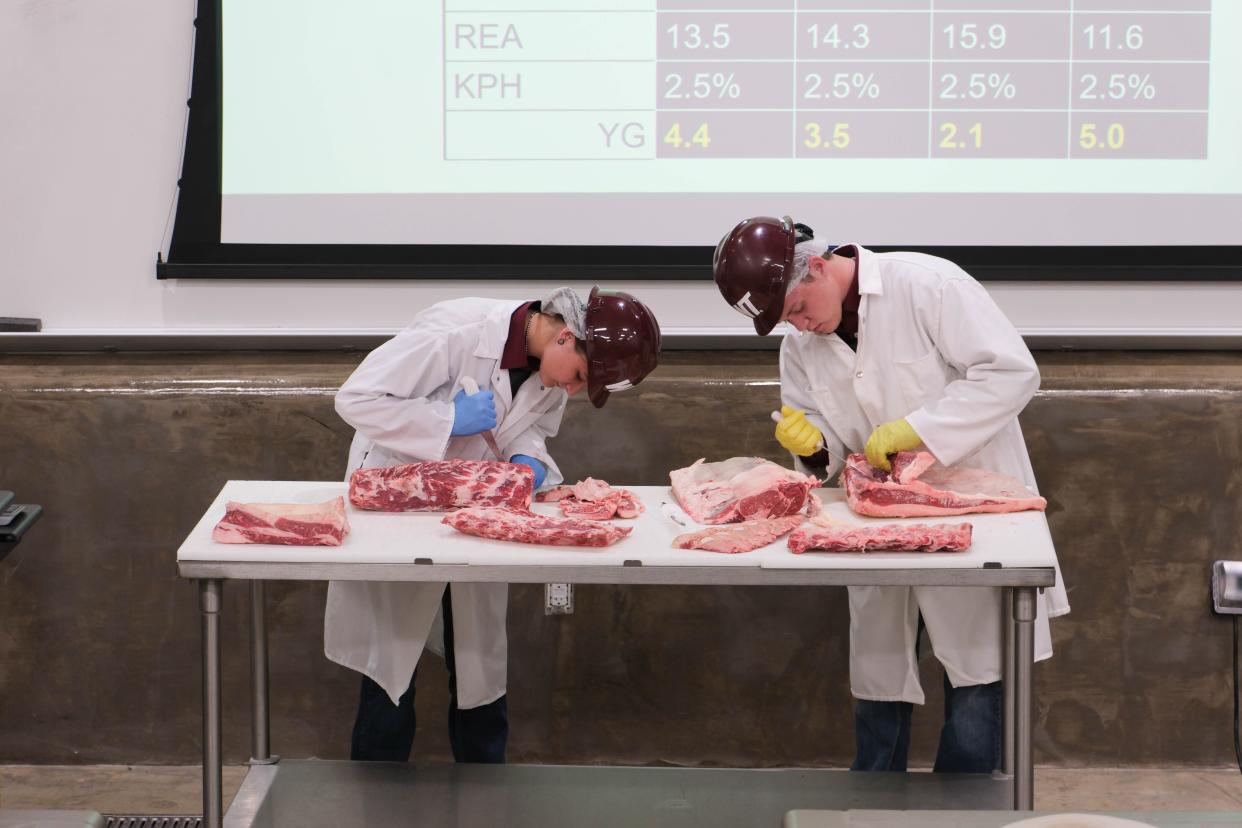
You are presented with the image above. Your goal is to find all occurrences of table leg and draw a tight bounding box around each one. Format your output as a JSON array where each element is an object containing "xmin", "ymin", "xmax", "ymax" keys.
[
  {"xmin": 249, "ymin": 581, "xmax": 278, "ymax": 765},
  {"xmin": 1002, "ymin": 587, "xmax": 1015, "ymax": 777},
  {"xmin": 1013, "ymin": 586, "xmax": 1037, "ymax": 810},
  {"xmin": 200, "ymin": 579, "xmax": 223, "ymax": 828}
]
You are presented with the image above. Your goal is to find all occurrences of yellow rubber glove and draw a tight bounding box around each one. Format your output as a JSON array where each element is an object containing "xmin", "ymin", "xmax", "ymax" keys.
[
  {"xmin": 864, "ymin": 418, "xmax": 922, "ymax": 471},
  {"xmin": 774, "ymin": 405, "xmax": 824, "ymax": 457}
]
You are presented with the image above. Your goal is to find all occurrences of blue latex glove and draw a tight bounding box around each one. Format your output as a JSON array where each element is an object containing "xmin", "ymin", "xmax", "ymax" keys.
[
  {"xmin": 510, "ymin": 454, "xmax": 547, "ymax": 488},
  {"xmin": 450, "ymin": 388, "xmax": 497, "ymax": 436}
]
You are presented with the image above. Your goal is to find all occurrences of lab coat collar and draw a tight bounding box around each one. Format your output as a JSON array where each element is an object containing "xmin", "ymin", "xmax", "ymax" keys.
[
  {"xmin": 834, "ymin": 244, "xmax": 883, "ymax": 296},
  {"xmin": 474, "ymin": 299, "xmax": 528, "ymax": 360}
]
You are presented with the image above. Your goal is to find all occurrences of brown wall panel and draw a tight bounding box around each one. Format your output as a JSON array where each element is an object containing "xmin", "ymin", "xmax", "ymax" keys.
[{"xmin": 1, "ymin": 351, "xmax": 1239, "ymax": 767}]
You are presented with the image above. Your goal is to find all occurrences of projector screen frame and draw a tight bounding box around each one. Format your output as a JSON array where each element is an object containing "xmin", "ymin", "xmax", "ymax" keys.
[{"xmin": 157, "ymin": 0, "xmax": 1242, "ymax": 283}]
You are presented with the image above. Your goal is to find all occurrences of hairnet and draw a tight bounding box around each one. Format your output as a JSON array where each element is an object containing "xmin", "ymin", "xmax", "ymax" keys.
[{"xmin": 542, "ymin": 287, "xmax": 588, "ymax": 340}]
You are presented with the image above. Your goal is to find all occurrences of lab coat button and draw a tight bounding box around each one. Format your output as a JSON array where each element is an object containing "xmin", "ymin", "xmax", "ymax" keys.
[{"xmin": 855, "ymin": 371, "xmax": 863, "ymax": 379}]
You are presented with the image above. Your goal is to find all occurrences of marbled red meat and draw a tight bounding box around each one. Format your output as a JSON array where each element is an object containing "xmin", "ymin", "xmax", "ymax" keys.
[
  {"xmin": 442, "ymin": 507, "xmax": 633, "ymax": 547},
  {"xmin": 843, "ymin": 452, "xmax": 1046, "ymax": 518},
  {"xmin": 350, "ymin": 460, "xmax": 532, "ymax": 512},
  {"xmin": 670, "ymin": 457, "xmax": 818, "ymax": 524},
  {"xmin": 788, "ymin": 519, "xmax": 972, "ymax": 554},
  {"xmin": 673, "ymin": 515, "xmax": 806, "ymax": 554},
  {"xmin": 212, "ymin": 497, "xmax": 349, "ymax": 546}
]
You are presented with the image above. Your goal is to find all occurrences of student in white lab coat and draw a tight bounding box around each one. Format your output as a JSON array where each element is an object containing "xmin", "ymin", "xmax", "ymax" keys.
[
  {"xmin": 327, "ymin": 286, "xmax": 661, "ymax": 764},
  {"xmin": 711, "ymin": 216, "xmax": 1069, "ymax": 772}
]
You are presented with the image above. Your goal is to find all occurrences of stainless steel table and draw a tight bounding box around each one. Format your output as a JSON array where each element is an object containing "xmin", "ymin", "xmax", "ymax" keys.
[{"xmin": 177, "ymin": 481, "xmax": 1059, "ymax": 828}]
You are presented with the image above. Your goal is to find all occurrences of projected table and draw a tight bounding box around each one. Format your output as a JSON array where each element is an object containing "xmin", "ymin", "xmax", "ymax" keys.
[{"xmin": 443, "ymin": 1, "xmax": 1211, "ymax": 160}]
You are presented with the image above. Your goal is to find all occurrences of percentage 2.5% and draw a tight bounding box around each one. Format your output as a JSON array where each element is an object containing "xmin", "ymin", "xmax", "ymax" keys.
[
  {"xmin": 939, "ymin": 72, "xmax": 1016, "ymax": 100},
  {"xmin": 803, "ymin": 72, "xmax": 880, "ymax": 101},
  {"xmin": 663, "ymin": 72, "xmax": 741, "ymax": 101},
  {"xmin": 1078, "ymin": 73, "xmax": 1155, "ymax": 101}
]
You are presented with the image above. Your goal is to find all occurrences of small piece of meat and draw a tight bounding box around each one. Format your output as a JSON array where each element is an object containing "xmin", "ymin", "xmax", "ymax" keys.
[
  {"xmin": 212, "ymin": 497, "xmax": 350, "ymax": 546},
  {"xmin": 535, "ymin": 477, "xmax": 644, "ymax": 521},
  {"xmin": 442, "ymin": 507, "xmax": 633, "ymax": 547},
  {"xmin": 844, "ymin": 452, "xmax": 1046, "ymax": 518},
  {"xmin": 788, "ymin": 518, "xmax": 972, "ymax": 554},
  {"xmin": 673, "ymin": 515, "xmax": 806, "ymax": 554},
  {"xmin": 350, "ymin": 460, "xmax": 532, "ymax": 512},
  {"xmin": 670, "ymin": 457, "xmax": 820, "ymax": 524}
]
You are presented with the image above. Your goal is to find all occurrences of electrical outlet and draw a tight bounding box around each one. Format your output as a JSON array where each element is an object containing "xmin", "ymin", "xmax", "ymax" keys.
[
  {"xmin": 545, "ymin": 583, "xmax": 573, "ymax": 615},
  {"xmin": 1212, "ymin": 561, "xmax": 1242, "ymax": 614}
]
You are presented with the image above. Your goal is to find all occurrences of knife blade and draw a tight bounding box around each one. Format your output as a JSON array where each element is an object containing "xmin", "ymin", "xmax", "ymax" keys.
[{"xmin": 460, "ymin": 376, "xmax": 506, "ymax": 462}]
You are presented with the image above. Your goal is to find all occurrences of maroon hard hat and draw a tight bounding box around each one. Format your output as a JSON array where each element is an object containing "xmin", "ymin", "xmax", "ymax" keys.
[
  {"xmin": 583, "ymin": 286, "xmax": 662, "ymax": 408},
  {"xmin": 712, "ymin": 215, "xmax": 814, "ymax": 336}
]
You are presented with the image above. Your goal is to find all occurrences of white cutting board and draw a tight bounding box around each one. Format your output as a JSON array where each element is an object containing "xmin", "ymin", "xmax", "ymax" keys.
[{"xmin": 178, "ymin": 482, "xmax": 1057, "ymax": 572}]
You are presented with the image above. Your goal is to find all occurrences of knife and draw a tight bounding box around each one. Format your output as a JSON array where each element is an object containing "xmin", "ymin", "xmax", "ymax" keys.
[{"xmin": 460, "ymin": 376, "xmax": 506, "ymax": 462}]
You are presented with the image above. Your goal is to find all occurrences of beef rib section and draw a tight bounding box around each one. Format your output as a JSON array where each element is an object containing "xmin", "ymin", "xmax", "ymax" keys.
[
  {"xmin": 788, "ymin": 517, "xmax": 972, "ymax": 554},
  {"xmin": 212, "ymin": 497, "xmax": 350, "ymax": 546},
  {"xmin": 536, "ymin": 477, "xmax": 644, "ymax": 520},
  {"xmin": 669, "ymin": 457, "xmax": 819, "ymax": 524},
  {"xmin": 673, "ymin": 515, "xmax": 805, "ymax": 554},
  {"xmin": 350, "ymin": 460, "xmax": 533, "ymax": 512},
  {"xmin": 844, "ymin": 452, "xmax": 1046, "ymax": 518},
  {"xmin": 442, "ymin": 507, "xmax": 633, "ymax": 547}
]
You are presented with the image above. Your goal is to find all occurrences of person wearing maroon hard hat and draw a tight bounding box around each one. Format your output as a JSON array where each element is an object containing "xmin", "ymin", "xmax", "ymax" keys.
[
  {"xmin": 327, "ymin": 285, "xmax": 660, "ymax": 768},
  {"xmin": 712, "ymin": 214, "xmax": 1069, "ymax": 778}
]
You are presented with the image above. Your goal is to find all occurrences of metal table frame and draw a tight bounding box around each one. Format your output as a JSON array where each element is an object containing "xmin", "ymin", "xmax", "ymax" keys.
[{"xmin": 178, "ymin": 559, "xmax": 1053, "ymax": 828}]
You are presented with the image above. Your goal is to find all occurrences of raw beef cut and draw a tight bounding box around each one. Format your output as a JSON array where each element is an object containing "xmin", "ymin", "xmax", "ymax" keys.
[
  {"xmin": 670, "ymin": 457, "xmax": 819, "ymax": 524},
  {"xmin": 536, "ymin": 478, "xmax": 644, "ymax": 520},
  {"xmin": 442, "ymin": 507, "xmax": 633, "ymax": 547},
  {"xmin": 212, "ymin": 497, "xmax": 350, "ymax": 546},
  {"xmin": 673, "ymin": 515, "xmax": 805, "ymax": 554},
  {"xmin": 350, "ymin": 460, "xmax": 532, "ymax": 512},
  {"xmin": 843, "ymin": 452, "xmax": 1046, "ymax": 518},
  {"xmin": 788, "ymin": 517, "xmax": 972, "ymax": 554}
]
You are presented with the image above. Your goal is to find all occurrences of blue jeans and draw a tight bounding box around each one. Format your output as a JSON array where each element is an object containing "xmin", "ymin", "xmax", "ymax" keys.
[
  {"xmin": 851, "ymin": 671, "xmax": 1002, "ymax": 773},
  {"xmin": 350, "ymin": 585, "xmax": 508, "ymax": 763}
]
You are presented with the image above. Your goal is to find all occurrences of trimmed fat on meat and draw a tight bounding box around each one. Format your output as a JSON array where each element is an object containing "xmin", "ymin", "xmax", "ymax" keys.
[
  {"xmin": 212, "ymin": 497, "xmax": 350, "ymax": 546},
  {"xmin": 442, "ymin": 507, "xmax": 633, "ymax": 547},
  {"xmin": 535, "ymin": 478, "xmax": 644, "ymax": 520},
  {"xmin": 669, "ymin": 457, "xmax": 820, "ymax": 524},
  {"xmin": 350, "ymin": 460, "xmax": 533, "ymax": 512},
  {"xmin": 673, "ymin": 515, "xmax": 806, "ymax": 554},
  {"xmin": 843, "ymin": 452, "xmax": 1046, "ymax": 518}
]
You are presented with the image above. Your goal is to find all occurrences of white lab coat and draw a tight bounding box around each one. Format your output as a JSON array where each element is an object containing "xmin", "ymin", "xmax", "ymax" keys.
[
  {"xmin": 324, "ymin": 298, "xmax": 568, "ymax": 708},
  {"xmin": 780, "ymin": 244, "xmax": 1070, "ymax": 704}
]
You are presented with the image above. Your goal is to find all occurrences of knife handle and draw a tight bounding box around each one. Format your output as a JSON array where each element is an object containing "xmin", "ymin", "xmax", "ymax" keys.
[
  {"xmin": 461, "ymin": 376, "xmax": 481, "ymax": 395},
  {"xmin": 769, "ymin": 410, "xmax": 825, "ymax": 453}
]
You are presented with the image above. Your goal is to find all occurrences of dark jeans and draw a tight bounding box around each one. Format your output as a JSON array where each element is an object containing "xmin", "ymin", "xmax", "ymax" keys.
[
  {"xmin": 851, "ymin": 671, "xmax": 1002, "ymax": 773},
  {"xmin": 350, "ymin": 585, "xmax": 508, "ymax": 763}
]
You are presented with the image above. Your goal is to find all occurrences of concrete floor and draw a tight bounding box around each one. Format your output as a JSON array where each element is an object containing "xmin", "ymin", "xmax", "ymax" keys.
[{"xmin": 2, "ymin": 765, "xmax": 1242, "ymax": 815}]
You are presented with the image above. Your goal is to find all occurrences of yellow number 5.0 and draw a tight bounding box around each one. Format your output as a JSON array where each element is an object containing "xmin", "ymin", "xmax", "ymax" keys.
[
  {"xmin": 804, "ymin": 122, "xmax": 850, "ymax": 149},
  {"xmin": 1079, "ymin": 122, "xmax": 1125, "ymax": 150}
]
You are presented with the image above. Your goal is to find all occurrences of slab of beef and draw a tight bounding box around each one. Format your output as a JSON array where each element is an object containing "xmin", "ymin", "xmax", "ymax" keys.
[
  {"xmin": 843, "ymin": 451, "xmax": 1046, "ymax": 518},
  {"xmin": 535, "ymin": 478, "xmax": 644, "ymax": 520},
  {"xmin": 442, "ymin": 507, "xmax": 633, "ymax": 547},
  {"xmin": 669, "ymin": 457, "xmax": 819, "ymax": 524},
  {"xmin": 350, "ymin": 460, "xmax": 533, "ymax": 512},
  {"xmin": 673, "ymin": 515, "xmax": 805, "ymax": 554},
  {"xmin": 212, "ymin": 497, "xmax": 350, "ymax": 546},
  {"xmin": 788, "ymin": 517, "xmax": 972, "ymax": 554}
]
